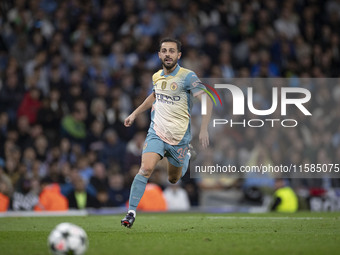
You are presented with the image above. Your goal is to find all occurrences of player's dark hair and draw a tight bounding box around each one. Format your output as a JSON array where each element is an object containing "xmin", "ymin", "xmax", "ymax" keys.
[{"xmin": 159, "ymin": 38, "xmax": 182, "ymax": 52}]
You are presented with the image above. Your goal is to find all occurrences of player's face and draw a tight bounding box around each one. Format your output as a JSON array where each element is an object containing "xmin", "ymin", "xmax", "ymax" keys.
[{"xmin": 159, "ymin": 42, "xmax": 181, "ymax": 70}]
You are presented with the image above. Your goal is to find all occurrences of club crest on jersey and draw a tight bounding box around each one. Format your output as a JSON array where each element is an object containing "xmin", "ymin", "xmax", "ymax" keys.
[
  {"xmin": 161, "ymin": 81, "xmax": 167, "ymax": 90},
  {"xmin": 170, "ymin": 82, "xmax": 178, "ymax": 91}
]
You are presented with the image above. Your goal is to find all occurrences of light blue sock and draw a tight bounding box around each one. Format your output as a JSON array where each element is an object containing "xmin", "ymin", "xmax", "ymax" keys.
[
  {"xmin": 128, "ymin": 174, "xmax": 148, "ymax": 211},
  {"xmin": 181, "ymin": 152, "xmax": 191, "ymax": 177}
]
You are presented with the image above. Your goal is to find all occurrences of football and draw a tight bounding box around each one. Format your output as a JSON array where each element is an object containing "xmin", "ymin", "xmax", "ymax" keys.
[{"xmin": 48, "ymin": 223, "xmax": 88, "ymax": 255}]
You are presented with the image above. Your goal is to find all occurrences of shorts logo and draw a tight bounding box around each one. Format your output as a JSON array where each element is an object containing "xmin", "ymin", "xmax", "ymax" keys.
[
  {"xmin": 170, "ymin": 82, "xmax": 178, "ymax": 91},
  {"xmin": 161, "ymin": 81, "xmax": 167, "ymax": 90},
  {"xmin": 143, "ymin": 142, "xmax": 148, "ymax": 150}
]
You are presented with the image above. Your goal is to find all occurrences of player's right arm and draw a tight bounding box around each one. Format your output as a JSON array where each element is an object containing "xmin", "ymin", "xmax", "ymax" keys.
[{"xmin": 124, "ymin": 92, "xmax": 156, "ymax": 127}]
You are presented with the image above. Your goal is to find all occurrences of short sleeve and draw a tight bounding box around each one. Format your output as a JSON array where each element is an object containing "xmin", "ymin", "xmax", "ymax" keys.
[
  {"xmin": 185, "ymin": 71, "xmax": 206, "ymax": 97},
  {"xmin": 152, "ymin": 73, "xmax": 156, "ymax": 92}
]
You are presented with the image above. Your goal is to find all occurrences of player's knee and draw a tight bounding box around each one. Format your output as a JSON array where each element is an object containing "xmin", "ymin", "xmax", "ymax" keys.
[
  {"xmin": 168, "ymin": 177, "xmax": 179, "ymax": 184},
  {"xmin": 138, "ymin": 167, "xmax": 153, "ymax": 178}
]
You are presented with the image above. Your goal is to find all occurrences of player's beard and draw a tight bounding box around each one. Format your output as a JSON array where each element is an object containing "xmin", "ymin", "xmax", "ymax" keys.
[{"xmin": 162, "ymin": 57, "xmax": 177, "ymax": 70}]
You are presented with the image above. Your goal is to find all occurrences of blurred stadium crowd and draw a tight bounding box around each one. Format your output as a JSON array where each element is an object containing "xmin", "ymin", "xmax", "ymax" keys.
[{"xmin": 0, "ymin": 0, "xmax": 340, "ymax": 212}]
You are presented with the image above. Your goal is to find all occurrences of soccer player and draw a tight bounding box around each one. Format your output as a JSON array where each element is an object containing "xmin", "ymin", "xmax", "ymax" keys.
[{"xmin": 121, "ymin": 38, "xmax": 212, "ymax": 228}]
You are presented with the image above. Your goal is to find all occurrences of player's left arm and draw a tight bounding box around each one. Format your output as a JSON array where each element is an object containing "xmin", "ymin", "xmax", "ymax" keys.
[{"xmin": 197, "ymin": 93, "xmax": 212, "ymax": 149}]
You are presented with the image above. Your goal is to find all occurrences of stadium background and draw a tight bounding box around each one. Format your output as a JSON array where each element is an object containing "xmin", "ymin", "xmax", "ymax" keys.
[{"xmin": 0, "ymin": 0, "xmax": 340, "ymax": 213}]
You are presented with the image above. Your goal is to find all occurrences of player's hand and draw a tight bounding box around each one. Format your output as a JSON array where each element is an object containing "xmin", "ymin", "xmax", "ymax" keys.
[
  {"xmin": 199, "ymin": 129, "xmax": 209, "ymax": 149},
  {"xmin": 124, "ymin": 113, "xmax": 136, "ymax": 127}
]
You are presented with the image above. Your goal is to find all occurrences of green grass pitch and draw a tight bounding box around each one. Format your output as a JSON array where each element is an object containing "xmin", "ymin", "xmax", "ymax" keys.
[{"xmin": 1, "ymin": 212, "xmax": 340, "ymax": 255}]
